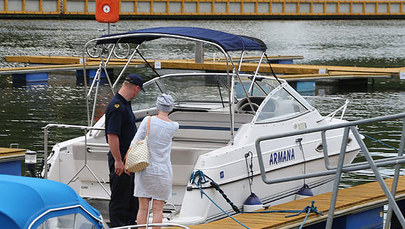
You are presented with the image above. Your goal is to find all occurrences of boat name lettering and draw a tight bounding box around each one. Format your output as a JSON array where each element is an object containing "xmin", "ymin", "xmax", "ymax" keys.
[{"xmin": 269, "ymin": 148, "xmax": 295, "ymax": 165}]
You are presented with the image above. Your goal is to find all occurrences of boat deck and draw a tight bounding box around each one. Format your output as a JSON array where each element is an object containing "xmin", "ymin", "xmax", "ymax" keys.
[{"xmin": 187, "ymin": 176, "xmax": 405, "ymax": 228}]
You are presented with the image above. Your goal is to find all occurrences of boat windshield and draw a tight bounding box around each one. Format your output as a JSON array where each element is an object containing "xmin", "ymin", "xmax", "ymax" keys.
[
  {"xmin": 234, "ymin": 76, "xmax": 280, "ymax": 99},
  {"xmin": 131, "ymin": 73, "xmax": 283, "ymax": 111},
  {"xmin": 255, "ymin": 83, "xmax": 310, "ymax": 123},
  {"xmin": 131, "ymin": 73, "xmax": 231, "ymax": 111},
  {"xmin": 130, "ymin": 73, "xmax": 305, "ymax": 119}
]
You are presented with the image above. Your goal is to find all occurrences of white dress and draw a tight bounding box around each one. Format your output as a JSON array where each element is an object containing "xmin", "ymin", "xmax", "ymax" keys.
[{"xmin": 132, "ymin": 116, "xmax": 179, "ymax": 201}]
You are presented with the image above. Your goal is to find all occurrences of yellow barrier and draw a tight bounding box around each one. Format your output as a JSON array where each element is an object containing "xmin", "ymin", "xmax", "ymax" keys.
[
  {"xmin": 63, "ymin": 0, "xmax": 405, "ymax": 16},
  {"xmin": 0, "ymin": 0, "xmax": 60, "ymax": 14},
  {"xmin": 0, "ymin": 0, "xmax": 403, "ymax": 17}
]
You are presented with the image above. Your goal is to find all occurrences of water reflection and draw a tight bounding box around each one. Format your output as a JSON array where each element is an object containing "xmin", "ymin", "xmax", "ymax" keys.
[{"xmin": 1, "ymin": 20, "xmax": 405, "ymax": 67}]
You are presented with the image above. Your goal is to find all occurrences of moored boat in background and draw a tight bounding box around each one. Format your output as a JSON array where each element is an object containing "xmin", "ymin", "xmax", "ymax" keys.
[{"xmin": 0, "ymin": 174, "xmax": 104, "ymax": 229}]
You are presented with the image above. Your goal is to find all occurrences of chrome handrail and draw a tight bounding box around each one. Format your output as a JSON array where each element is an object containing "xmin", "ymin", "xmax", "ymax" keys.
[
  {"xmin": 43, "ymin": 124, "xmax": 110, "ymax": 196},
  {"xmin": 317, "ymin": 99, "xmax": 349, "ymax": 122}
]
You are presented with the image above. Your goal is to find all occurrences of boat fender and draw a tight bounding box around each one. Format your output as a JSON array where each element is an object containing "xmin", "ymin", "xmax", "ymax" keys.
[
  {"xmin": 294, "ymin": 184, "xmax": 314, "ymax": 200},
  {"xmin": 243, "ymin": 193, "xmax": 263, "ymax": 212},
  {"xmin": 25, "ymin": 150, "xmax": 37, "ymax": 177}
]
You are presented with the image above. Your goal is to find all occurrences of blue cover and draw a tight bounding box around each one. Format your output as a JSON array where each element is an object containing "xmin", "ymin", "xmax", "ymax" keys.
[
  {"xmin": 97, "ymin": 27, "xmax": 267, "ymax": 52},
  {"xmin": 0, "ymin": 175, "xmax": 103, "ymax": 229}
]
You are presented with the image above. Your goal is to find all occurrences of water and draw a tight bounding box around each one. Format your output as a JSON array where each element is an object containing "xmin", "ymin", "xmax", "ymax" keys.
[{"xmin": 0, "ymin": 19, "xmax": 405, "ymax": 187}]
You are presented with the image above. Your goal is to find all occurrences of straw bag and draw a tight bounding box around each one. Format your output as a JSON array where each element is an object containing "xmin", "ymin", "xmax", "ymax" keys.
[{"xmin": 125, "ymin": 116, "xmax": 151, "ymax": 172}]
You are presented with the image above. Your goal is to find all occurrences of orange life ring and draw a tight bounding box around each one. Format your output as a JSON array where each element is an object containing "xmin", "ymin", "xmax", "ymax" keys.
[{"xmin": 95, "ymin": 0, "xmax": 120, "ymax": 23}]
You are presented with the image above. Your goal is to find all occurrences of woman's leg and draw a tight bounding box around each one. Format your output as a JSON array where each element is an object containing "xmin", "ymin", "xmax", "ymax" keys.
[
  {"xmin": 151, "ymin": 199, "xmax": 165, "ymax": 229},
  {"xmin": 137, "ymin": 197, "xmax": 150, "ymax": 228}
]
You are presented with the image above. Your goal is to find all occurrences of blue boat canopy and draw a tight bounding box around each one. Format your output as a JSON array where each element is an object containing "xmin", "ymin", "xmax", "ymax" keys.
[
  {"xmin": 97, "ymin": 27, "xmax": 267, "ymax": 52},
  {"xmin": 0, "ymin": 175, "xmax": 103, "ymax": 229}
]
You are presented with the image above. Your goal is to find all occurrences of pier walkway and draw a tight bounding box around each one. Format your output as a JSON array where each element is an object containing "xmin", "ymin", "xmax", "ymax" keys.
[
  {"xmin": 189, "ymin": 176, "xmax": 405, "ymax": 228},
  {"xmin": 2, "ymin": 55, "xmax": 403, "ymax": 80}
]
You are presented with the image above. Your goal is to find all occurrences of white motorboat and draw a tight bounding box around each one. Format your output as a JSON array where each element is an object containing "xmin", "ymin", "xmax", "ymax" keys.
[{"xmin": 43, "ymin": 27, "xmax": 361, "ymax": 225}]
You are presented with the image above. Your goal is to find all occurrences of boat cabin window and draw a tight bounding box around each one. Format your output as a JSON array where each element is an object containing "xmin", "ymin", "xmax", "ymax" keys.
[
  {"xmin": 37, "ymin": 213, "xmax": 97, "ymax": 229},
  {"xmin": 256, "ymin": 86, "xmax": 308, "ymax": 123}
]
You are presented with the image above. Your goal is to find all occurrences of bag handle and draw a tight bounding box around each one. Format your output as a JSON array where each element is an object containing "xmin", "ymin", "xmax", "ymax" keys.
[{"xmin": 145, "ymin": 116, "xmax": 152, "ymax": 138}]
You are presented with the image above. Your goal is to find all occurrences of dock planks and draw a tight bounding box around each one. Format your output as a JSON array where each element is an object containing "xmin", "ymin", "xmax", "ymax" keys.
[
  {"xmin": 0, "ymin": 148, "xmax": 25, "ymax": 161},
  {"xmin": 5, "ymin": 55, "xmax": 304, "ymax": 65},
  {"xmin": 3, "ymin": 55, "xmax": 403, "ymax": 79},
  {"xmin": 187, "ymin": 176, "xmax": 405, "ymax": 228}
]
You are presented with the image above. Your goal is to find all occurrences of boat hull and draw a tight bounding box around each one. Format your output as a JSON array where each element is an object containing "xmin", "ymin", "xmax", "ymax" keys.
[{"xmin": 44, "ymin": 110, "xmax": 361, "ymax": 225}]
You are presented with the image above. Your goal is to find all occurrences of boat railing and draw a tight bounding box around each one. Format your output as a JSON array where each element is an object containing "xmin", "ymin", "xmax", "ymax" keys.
[
  {"xmin": 255, "ymin": 112, "xmax": 405, "ymax": 229},
  {"xmin": 317, "ymin": 98, "xmax": 349, "ymax": 122},
  {"xmin": 43, "ymin": 123, "xmax": 110, "ymax": 196}
]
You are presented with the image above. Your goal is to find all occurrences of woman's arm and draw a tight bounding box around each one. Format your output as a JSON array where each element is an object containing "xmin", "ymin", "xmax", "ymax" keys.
[{"xmin": 131, "ymin": 116, "xmax": 148, "ymax": 144}]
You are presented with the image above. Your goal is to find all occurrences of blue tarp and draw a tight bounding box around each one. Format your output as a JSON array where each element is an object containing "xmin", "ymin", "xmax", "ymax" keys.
[
  {"xmin": 0, "ymin": 175, "xmax": 103, "ymax": 229},
  {"xmin": 97, "ymin": 27, "xmax": 267, "ymax": 52}
]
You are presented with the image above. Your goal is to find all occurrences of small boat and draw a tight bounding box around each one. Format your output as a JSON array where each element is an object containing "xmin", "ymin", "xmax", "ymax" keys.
[
  {"xmin": 0, "ymin": 174, "xmax": 103, "ymax": 229},
  {"xmin": 43, "ymin": 27, "xmax": 361, "ymax": 225}
]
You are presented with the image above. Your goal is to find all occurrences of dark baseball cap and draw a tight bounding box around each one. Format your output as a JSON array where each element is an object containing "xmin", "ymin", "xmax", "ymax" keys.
[{"xmin": 125, "ymin": 73, "xmax": 145, "ymax": 92}]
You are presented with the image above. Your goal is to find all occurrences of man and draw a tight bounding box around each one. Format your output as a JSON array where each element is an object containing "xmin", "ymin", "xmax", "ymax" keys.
[{"xmin": 105, "ymin": 73, "xmax": 144, "ymax": 227}]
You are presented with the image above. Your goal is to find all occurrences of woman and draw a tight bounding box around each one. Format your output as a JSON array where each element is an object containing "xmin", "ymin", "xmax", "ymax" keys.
[{"xmin": 131, "ymin": 94, "xmax": 179, "ymax": 228}]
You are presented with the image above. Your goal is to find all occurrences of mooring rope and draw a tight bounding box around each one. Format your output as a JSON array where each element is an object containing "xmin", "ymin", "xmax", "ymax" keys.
[
  {"xmin": 285, "ymin": 201, "xmax": 323, "ymax": 229},
  {"xmin": 242, "ymin": 201, "xmax": 323, "ymax": 229},
  {"xmin": 189, "ymin": 170, "xmax": 323, "ymax": 229},
  {"xmin": 190, "ymin": 170, "xmax": 240, "ymax": 213},
  {"xmin": 190, "ymin": 170, "xmax": 248, "ymax": 229},
  {"xmin": 362, "ymin": 133, "xmax": 399, "ymax": 151}
]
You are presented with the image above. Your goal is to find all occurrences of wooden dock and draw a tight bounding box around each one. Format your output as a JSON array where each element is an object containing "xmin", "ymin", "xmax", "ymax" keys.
[
  {"xmin": 4, "ymin": 55, "xmax": 303, "ymax": 65},
  {"xmin": 1, "ymin": 56, "xmax": 146, "ymax": 74},
  {"xmin": 0, "ymin": 147, "xmax": 25, "ymax": 176},
  {"xmin": 0, "ymin": 148, "xmax": 25, "ymax": 161},
  {"xmin": 188, "ymin": 176, "xmax": 405, "ymax": 228},
  {"xmin": 3, "ymin": 55, "xmax": 404, "ymax": 80}
]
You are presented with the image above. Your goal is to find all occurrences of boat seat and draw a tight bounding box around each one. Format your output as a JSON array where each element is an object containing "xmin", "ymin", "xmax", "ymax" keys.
[
  {"xmin": 171, "ymin": 140, "xmax": 225, "ymax": 186},
  {"xmin": 169, "ymin": 111, "xmax": 254, "ymax": 142}
]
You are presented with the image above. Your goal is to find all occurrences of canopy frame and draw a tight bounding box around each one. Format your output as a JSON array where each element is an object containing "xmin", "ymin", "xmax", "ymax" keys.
[{"xmin": 82, "ymin": 27, "xmax": 269, "ymax": 144}]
